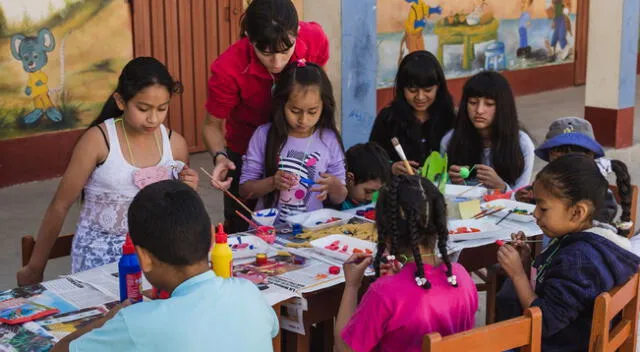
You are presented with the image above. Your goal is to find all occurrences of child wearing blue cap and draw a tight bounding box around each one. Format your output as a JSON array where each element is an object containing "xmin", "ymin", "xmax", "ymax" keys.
[{"xmin": 516, "ymin": 116, "xmax": 617, "ymax": 223}]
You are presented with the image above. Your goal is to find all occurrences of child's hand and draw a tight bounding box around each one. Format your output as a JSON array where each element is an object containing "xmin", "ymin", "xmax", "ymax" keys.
[
  {"xmin": 17, "ymin": 265, "xmax": 44, "ymax": 287},
  {"xmin": 515, "ymin": 187, "xmax": 534, "ymax": 203},
  {"xmin": 179, "ymin": 166, "xmax": 199, "ymax": 190},
  {"xmin": 448, "ymin": 165, "xmax": 465, "ymax": 184},
  {"xmin": 311, "ymin": 173, "xmax": 343, "ymax": 201},
  {"xmin": 475, "ymin": 164, "xmax": 507, "ymax": 191},
  {"xmin": 379, "ymin": 260, "xmax": 402, "ymax": 277},
  {"xmin": 497, "ymin": 244, "xmax": 527, "ymax": 280},
  {"xmin": 273, "ymin": 170, "xmax": 297, "ymax": 191},
  {"xmin": 343, "ymin": 253, "xmax": 372, "ymax": 289},
  {"xmin": 392, "ymin": 161, "xmax": 419, "ymax": 176}
]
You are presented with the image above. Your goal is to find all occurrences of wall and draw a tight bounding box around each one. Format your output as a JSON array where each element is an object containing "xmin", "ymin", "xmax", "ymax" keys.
[{"xmin": 0, "ymin": 0, "xmax": 133, "ymax": 186}]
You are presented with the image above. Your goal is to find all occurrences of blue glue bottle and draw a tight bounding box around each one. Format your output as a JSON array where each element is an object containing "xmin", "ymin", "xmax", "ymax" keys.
[{"xmin": 119, "ymin": 234, "xmax": 142, "ymax": 303}]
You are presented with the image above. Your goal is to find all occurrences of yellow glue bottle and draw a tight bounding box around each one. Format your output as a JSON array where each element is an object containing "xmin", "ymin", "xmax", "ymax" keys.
[{"xmin": 210, "ymin": 223, "xmax": 233, "ymax": 278}]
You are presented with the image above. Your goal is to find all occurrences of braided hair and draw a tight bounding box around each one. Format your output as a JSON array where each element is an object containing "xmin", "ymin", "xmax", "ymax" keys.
[
  {"xmin": 535, "ymin": 154, "xmax": 634, "ymax": 237},
  {"xmin": 374, "ymin": 175, "xmax": 457, "ymax": 289}
]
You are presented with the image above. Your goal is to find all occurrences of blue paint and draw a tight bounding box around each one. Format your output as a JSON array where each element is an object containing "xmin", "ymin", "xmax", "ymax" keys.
[
  {"xmin": 341, "ymin": 0, "xmax": 377, "ymax": 149},
  {"xmin": 618, "ymin": 0, "xmax": 639, "ymax": 109},
  {"xmin": 299, "ymin": 177, "xmax": 315, "ymax": 186}
]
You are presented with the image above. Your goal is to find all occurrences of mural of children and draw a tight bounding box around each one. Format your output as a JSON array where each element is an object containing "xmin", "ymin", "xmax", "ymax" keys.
[
  {"xmin": 399, "ymin": 0, "xmax": 442, "ymax": 61},
  {"xmin": 545, "ymin": 0, "xmax": 573, "ymax": 60},
  {"xmin": 517, "ymin": 0, "xmax": 533, "ymax": 58}
]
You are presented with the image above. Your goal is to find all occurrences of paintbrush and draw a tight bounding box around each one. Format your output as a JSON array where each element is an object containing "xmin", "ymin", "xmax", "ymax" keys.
[
  {"xmin": 456, "ymin": 182, "xmax": 484, "ymax": 197},
  {"xmin": 473, "ymin": 206, "xmax": 505, "ymax": 219},
  {"xmin": 391, "ymin": 137, "xmax": 414, "ymax": 176},
  {"xmin": 495, "ymin": 209, "xmax": 514, "ymax": 225},
  {"xmin": 200, "ymin": 167, "xmax": 253, "ymax": 214},
  {"xmin": 496, "ymin": 239, "xmax": 544, "ymax": 246},
  {"xmin": 235, "ymin": 210, "xmax": 260, "ymax": 228}
]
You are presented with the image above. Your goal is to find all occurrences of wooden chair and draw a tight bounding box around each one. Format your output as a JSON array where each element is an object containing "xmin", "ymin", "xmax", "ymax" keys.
[
  {"xmin": 423, "ymin": 307, "xmax": 542, "ymax": 352},
  {"xmin": 589, "ymin": 272, "xmax": 640, "ymax": 352},
  {"xmin": 21, "ymin": 233, "xmax": 75, "ymax": 267},
  {"xmin": 609, "ymin": 185, "xmax": 638, "ymax": 237}
]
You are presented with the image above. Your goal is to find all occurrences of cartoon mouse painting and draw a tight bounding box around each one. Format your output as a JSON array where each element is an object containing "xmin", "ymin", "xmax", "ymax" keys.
[{"xmin": 10, "ymin": 28, "xmax": 63, "ymax": 124}]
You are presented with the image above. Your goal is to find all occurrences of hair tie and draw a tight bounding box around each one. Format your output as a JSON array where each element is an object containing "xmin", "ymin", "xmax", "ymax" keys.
[
  {"xmin": 616, "ymin": 221, "xmax": 634, "ymax": 231},
  {"xmin": 296, "ymin": 58, "xmax": 307, "ymax": 67}
]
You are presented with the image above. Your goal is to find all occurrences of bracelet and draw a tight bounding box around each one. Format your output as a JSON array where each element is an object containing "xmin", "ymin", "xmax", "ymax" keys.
[{"xmin": 212, "ymin": 151, "xmax": 228, "ymax": 166}]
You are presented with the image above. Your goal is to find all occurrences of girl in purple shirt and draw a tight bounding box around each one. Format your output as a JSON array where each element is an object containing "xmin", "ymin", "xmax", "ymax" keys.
[
  {"xmin": 240, "ymin": 60, "xmax": 347, "ymax": 220},
  {"xmin": 335, "ymin": 176, "xmax": 478, "ymax": 352}
]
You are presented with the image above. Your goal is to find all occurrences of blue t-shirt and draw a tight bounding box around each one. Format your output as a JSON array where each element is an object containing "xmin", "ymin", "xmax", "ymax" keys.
[{"xmin": 70, "ymin": 271, "xmax": 278, "ymax": 352}]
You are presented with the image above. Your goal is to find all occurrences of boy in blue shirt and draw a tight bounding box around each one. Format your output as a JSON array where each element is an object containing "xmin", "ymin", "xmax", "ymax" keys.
[
  {"xmin": 54, "ymin": 180, "xmax": 279, "ymax": 352},
  {"xmin": 340, "ymin": 142, "xmax": 392, "ymax": 210}
]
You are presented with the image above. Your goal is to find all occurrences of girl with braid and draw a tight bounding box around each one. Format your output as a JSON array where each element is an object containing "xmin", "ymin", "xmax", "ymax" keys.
[
  {"xmin": 497, "ymin": 154, "xmax": 640, "ymax": 351},
  {"xmin": 335, "ymin": 175, "xmax": 478, "ymax": 352}
]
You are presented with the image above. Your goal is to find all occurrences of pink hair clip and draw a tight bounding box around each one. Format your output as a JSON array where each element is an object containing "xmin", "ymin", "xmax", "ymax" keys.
[{"xmin": 296, "ymin": 58, "xmax": 307, "ymax": 67}]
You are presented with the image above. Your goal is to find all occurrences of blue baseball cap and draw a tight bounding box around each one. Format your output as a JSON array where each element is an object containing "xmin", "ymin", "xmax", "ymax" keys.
[{"xmin": 535, "ymin": 117, "xmax": 605, "ymax": 162}]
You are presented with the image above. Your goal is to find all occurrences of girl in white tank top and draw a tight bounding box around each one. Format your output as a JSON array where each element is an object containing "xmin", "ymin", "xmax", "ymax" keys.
[{"xmin": 17, "ymin": 57, "xmax": 199, "ymax": 284}]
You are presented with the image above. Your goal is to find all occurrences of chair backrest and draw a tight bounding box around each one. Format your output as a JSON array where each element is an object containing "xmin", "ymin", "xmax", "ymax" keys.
[
  {"xmin": 589, "ymin": 272, "xmax": 640, "ymax": 352},
  {"xmin": 423, "ymin": 307, "xmax": 542, "ymax": 352},
  {"xmin": 609, "ymin": 184, "xmax": 638, "ymax": 238},
  {"xmin": 21, "ymin": 234, "xmax": 75, "ymax": 267}
]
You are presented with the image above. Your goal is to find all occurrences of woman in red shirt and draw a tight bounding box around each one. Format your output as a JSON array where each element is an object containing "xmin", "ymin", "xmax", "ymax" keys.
[{"xmin": 202, "ymin": 0, "xmax": 329, "ymax": 233}]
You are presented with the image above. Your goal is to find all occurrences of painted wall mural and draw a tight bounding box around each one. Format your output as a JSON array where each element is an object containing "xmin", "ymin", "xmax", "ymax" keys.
[
  {"xmin": 377, "ymin": 0, "xmax": 577, "ymax": 88},
  {"xmin": 0, "ymin": 0, "xmax": 132, "ymax": 140}
]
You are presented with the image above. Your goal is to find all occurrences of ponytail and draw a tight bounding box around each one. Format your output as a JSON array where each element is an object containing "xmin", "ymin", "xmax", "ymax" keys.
[
  {"xmin": 610, "ymin": 159, "xmax": 634, "ymax": 237},
  {"xmin": 89, "ymin": 95, "xmax": 123, "ymax": 128}
]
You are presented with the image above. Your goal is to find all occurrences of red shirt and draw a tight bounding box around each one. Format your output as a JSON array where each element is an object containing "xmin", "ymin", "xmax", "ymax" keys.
[{"xmin": 205, "ymin": 21, "xmax": 329, "ymax": 154}]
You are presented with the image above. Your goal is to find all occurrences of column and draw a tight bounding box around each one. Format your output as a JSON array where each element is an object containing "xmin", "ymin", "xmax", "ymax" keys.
[
  {"xmin": 340, "ymin": 0, "xmax": 377, "ymax": 149},
  {"xmin": 584, "ymin": 0, "xmax": 639, "ymax": 148}
]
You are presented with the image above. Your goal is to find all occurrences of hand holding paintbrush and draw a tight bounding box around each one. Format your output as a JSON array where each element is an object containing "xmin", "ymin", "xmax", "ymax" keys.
[{"xmin": 391, "ymin": 137, "xmax": 416, "ymax": 176}]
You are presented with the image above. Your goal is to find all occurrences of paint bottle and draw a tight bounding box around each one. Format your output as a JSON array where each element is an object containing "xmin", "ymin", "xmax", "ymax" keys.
[
  {"xmin": 118, "ymin": 234, "xmax": 142, "ymax": 303},
  {"xmin": 210, "ymin": 223, "xmax": 233, "ymax": 278}
]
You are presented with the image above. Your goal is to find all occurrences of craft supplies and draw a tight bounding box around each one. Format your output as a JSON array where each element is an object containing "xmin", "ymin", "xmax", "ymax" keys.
[
  {"xmin": 235, "ymin": 210, "xmax": 260, "ymax": 229},
  {"xmin": 448, "ymin": 227, "xmax": 481, "ymax": 235},
  {"xmin": 496, "ymin": 210, "xmax": 514, "ymax": 225},
  {"xmin": 293, "ymin": 256, "xmax": 306, "ymax": 265},
  {"xmin": 329, "ymin": 266, "xmax": 341, "ymax": 275},
  {"xmin": 200, "ymin": 168, "xmax": 253, "ymax": 214},
  {"xmin": 391, "ymin": 137, "xmax": 414, "ymax": 175},
  {"xmin": 210, "ymin": 224, "xmax": 233, "ymax": 278},
  {"xmin": 256, "ymin": 225, "xmax": 276, "ymax": 244},
  {"xmin": 119, "ymin": 234, "xmax": 142, "ymax": 303},
  {"xmin": 472, "ymin": 206, "xmax": 506, "ymax": 219},
  {"xmin": 255, "ymin": 253, "xmax": 268, "ymax": 266},
  {"xmin": 456, "ymin": 183, "xmax": 485, "ymax": 197},
  {"xmin": 253, "ymin": 208, "xmax": 279, "ymax": 226},
  {"xmin": 459, "ymin": 165, "xmax": 476, "ymax": 179}
]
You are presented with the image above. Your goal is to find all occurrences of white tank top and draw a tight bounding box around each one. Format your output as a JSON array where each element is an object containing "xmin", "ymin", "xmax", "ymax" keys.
[{"xmin": 72, "ymin": 118, "xmax": 177, "ymax": 273}]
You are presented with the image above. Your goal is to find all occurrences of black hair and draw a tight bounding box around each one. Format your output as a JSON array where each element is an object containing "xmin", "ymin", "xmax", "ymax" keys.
[
  {"xmin": 447, "ymin": 71, "xmax": 525, "ymax": 186},
  {"xmin": 374, "ymin": 175, "xmax": 456, "ymax": 289},
  {"xmin": 549, "ymin": 145, "xmax": 594, "ymax": 157},
  {"xmin": 346, "ymin": 142, "xmax": 392, "ymax": 185},
  {"xmin": 535, "ymin": 154, "xmax": 633, "ymax": 237},
  {"xmin": 128, "ymin": 180, "xmax": 211, "ymax": 265},
  {"xmin": 240, "ymin": 0, "xmax": 298, "ymax": 53},
  {"xmin": 389, "ymin": 50, "xmax": 456, "ymax": 155},
  {"xmin": 89, "ymin": 57, "xmax": 182, "ymax": 128},
  {"xmin": 263, "ymin": 61, "xmax": 344, "ymax": 207}
]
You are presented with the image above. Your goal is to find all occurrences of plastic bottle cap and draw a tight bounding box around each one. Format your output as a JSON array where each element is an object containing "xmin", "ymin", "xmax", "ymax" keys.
[
  {"xmin": 123, "ymin": 234, "xmax": 135, "ymax": 255},
  {"xmin": 215, "ymin": 223, "xmax": 228, "ymax": 244}
]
